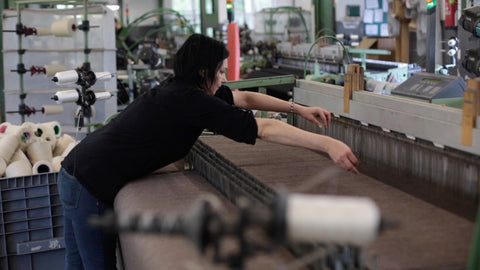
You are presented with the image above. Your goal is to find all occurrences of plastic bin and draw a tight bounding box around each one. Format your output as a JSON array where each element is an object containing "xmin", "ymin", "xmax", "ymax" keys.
[{"xmin": 0, "ymin": 172, "xmax": 64, "ymax": 270}]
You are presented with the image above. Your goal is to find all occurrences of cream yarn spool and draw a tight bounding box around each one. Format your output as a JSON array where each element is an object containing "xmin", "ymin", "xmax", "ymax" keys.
[
  {"xmin": 0, "ymin": 122, "xmax": 11, "ymax": 135},
  {"xmin": 51, "ymin": 156, "xmax": 64, "ymax": 172},
  {"xmin": 39, "ymin": 130, "xmax": 57, "ymax": 151},
  {"xmin": 94, "ymin": 72, "xmax": 113, "ymax": 82},
  {"xmin": 39, "ymin": 121, "xmax": 62, "ymax": 137},
  {"xmin": 53, "ymin": 134, "xmax": 75, "ymax": 157},
  {"xmin": 10, "ymin": 148, "xmax": 29, "ymax": 164},
  {"xmin": 27, "ymin": 141, "xmax": 53, "ymax": 164},
  {"xmin": 6, "ymin": 159, "xmax": 32, "ymax": 178},
  {"xmin": 41, "ymin": 105, "xmax": 64, "ymax": 115},
  {"xmin": 44, "ymin": 64, "xmax": 66, "ymax": 77},
  {"xmin": 20, "ymin": 122, "xmax": 36, "ymax": 149},
  {"xmin": 35, "ymin": 27, "xmax": 52, "ymax": 36},
  {"xmin": 0, "ymin": 158, "xmax": 6, "ymax": 177},
  {"xmin": 32, "ymin": 160, "xmax": 53, "ymax": 174},
  {"xmin": 61, "ymin": 141, "xmax": 78, "ymax": 157},
  {"xmin": 286, "ymin": 194, "xmax": 380, "ymax": 246},
  {"xmin": 51, "ymin": 18, "xmax": 76, "ymax": 37},
  {"xmin": 0, "ymin": 135, "xmax": 19, "ymax": 164},
  {"xmin": 1, "ymin": 122, "xmax": 34, "ymax": 149}
]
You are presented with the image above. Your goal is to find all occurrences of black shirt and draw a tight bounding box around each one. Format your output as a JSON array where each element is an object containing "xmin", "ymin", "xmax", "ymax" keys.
[{"xmin": 62, "ymin": 78, "xmax": 258, "ymax": 205}]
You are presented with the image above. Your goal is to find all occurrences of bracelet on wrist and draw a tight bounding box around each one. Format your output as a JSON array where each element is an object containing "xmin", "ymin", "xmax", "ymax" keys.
[{"xmin": 290, "ymin": 102, "xmax": 295, "ymax": 113}]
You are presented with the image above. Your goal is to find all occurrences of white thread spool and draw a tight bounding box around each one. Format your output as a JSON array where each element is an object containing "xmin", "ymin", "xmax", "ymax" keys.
[
  {"xmin": 6, "ymin": 159, "xmax": 32, "ymax": 178},
  {"xmin": 1, "ymin": 123, "xmax": 34, "ymax": 149},
  {"xmin": 286, "ymin": 194, "xmax": 380, "ymax": 246},
  {"xmin": 20, "ymin": 122, "xmax": 40, "ymax": 150},
  {"xmin": 61, "ymin": 141, "xmax": 78, "ymax": 157},
  {"xmin": 51, "ymin": 156, "xmax": 64, "ymax": 172},
  {"xmin": 35, "ymin": 27, "xmax": 52, "ymax": 36},
  {"xmin": 53, "ymin": 70, "xmax": 79, "ymax": 85},
  {"xmin": 32, "ymin": 160, "xmax": 53, "ymax": 174},
  {"xmin": 53, "ymin": 134, "xmax": 75, "ymax": 157},
  {"xmin": 94, "ymin": 91, "xmax": 113, "ymax": 101},
  {"xmin": 94, "ymin": 72, "xmax": 113, "ymax": 82},
  {"xmin": 0, "ymin": 158, "xmax": 6, "ymax": 177},
  {"xmin": 44, "ymin": 64, "xmax": 66, "ymax": 77},
  {"xmin": 0, "ymin": 135, "xmax": 20, "ymax": 164},
  {"xmin": 52, "ymin": 89, "xmax": 79, "ymax": 104},
  {"xmin": 10, "ymin": 149, "xmax": 29, "ymax": 164},
  {"xmin": 39, "ymin": 121, "xmax": 62, "ymax": 137},
  {"xmin": 0, "ymin": 122, "xmax": 11, "ymax": 135},
  {"xmin": 36, "ymin": 126, "xmax": 57, "ymax": 151},
  {"xmin": 50, "ymin": 18, "xmax": 76, "ymax": 37},
  {"xmin": 42, "ymin": 105, "xmax": 64, "ymax": 115},
  {"xmin": 27, "ymin": 141, "xmax": 53, "ymax": 164}
]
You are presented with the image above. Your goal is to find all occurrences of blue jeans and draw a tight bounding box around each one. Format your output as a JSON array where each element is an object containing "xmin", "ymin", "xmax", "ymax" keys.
[{"xmin": 58, "ymin": 167, "xmax": 118, "ymax": 270}]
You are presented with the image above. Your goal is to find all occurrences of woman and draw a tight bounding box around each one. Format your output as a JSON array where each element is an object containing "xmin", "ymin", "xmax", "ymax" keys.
[{"xmin": 58, "ymin": 33, "xmax": 359, "ymax": 270}]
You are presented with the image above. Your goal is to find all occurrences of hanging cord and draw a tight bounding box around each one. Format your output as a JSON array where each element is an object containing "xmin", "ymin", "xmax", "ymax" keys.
[
  {"xmin": 314, "ymin": 27, "xmax": 336, "ymax": 40},
  {"xmin": 303, "ymin": 35, "xmax": 351, "ymax": 78}
]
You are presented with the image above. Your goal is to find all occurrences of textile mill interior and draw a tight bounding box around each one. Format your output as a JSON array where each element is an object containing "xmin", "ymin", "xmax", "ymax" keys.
[{"xmin": 0, "ymin": 0, "xmax": 479, "ymax": 269}]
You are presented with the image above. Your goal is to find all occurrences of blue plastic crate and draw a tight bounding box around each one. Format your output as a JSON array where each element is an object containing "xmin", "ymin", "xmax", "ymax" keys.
[{"xmin": 0, "ymin": 173, "xmax": 65, "ymax": 270}]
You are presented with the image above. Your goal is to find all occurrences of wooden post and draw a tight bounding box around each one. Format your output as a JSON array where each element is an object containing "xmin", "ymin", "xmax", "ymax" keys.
[
  {"xmin": 347, "ymin": 64, "xmax": 364, "ymax": 91},
  {"xmin": 461, "ymin": 79, "xmax": 480, "ymax": 146},
  {"xmin": 344, "ymin": 73, "xmax": 353, "ymax": 113},
  {"xmin": 357, "ymin": 66, "xmax": 365, "ymax": 91},
  {"xmin": 347, "ymin": 64, "xmax": 359, "ymax": 91},
  {"xmin": 393, "ymin": 0, "xmax": 410, "ymax": 63}
]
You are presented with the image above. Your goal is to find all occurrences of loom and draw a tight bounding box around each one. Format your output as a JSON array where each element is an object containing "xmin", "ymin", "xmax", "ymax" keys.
[
  {"xmin": 107, "ymin": 75, "xmax": 479, "ymax": 269},
  {"xmin": 292, "ymin": 76, "xmax": 480, "ymax": 201}
]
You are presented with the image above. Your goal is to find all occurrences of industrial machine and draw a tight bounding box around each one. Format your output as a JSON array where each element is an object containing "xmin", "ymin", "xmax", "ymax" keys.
[
  {"xmin": 391, "ymin": 72, "xmax": 466, "ymax": 106},
  {"xmin": 458, "ymin": 6, "xmax": 480, "ymax": 79},
  {"xmin": 92, "ymin": 189, "xmax": 382, "ymax": 269}
]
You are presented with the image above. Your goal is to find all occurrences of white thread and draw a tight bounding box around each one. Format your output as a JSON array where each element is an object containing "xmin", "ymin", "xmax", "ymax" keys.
[
  {"xmin": 94, "ymin": 91, "xmax": 113, "ymax": 101},
  {"xmin": 50, "ymin": 19, "xmax": 76, "ymax": 37},
  {"xmin": 26, "ymin": 141, "xmax": 53, "ymax": 164},
  {"xmin": 53, "ymin": 134, "xmax": 75, "ymax": 157},
  {"xmin": 53, "ymin": 89, "xmax": 79, "ymax": 104},
  {"xmin": 6, "ymin": 159, "xmax": 32, "ymax": 178},
  {"xmin": 53, "ymin": 71, "xmax": 79, "ymax": 85},
  {"xmin": 41, "ymin": 105, "xmax": 64, "ymax": 115},
  {"xmin": 9, "ymin": 149, "xmax": 29, "ymax": 164},
  {"xmin": 44, "ymin": 64, "xmax": 66, "ymax": 77},
  {"xmin": 94, "ymin": 72, "xmax": 113, "ymax": 82},
  {"xmin": 32, "ymin": 160, "xmax": 53, "ymax": 174},
  {"xmin": 51, "ymin": 156, "xmax": 64, "ymax": 172},
  {"xmin": 286, "ymin": 194, "xmax": 380, "ymax": 246},
  {"xmin": 35, "ymin": 27, "xmax": 52, "ymax": 36},
  {"xmin": 0, "ymin": 135, "xmax": 19, "ymax": 164}
]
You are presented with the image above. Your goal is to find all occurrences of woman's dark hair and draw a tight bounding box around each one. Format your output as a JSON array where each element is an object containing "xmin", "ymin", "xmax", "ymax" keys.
[{"xmin": 174, "ymin": 34, "xmax": 229, "ymax": 88}]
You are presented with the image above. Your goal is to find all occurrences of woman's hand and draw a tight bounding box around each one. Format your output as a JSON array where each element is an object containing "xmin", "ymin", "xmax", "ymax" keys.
[
  {"xmin": 326, "ymin": 139, "xmax": 359, "ymax": 174},
  {"xmin": 297, "ymin": 106, "xmax": 332, "ymax": 128}
]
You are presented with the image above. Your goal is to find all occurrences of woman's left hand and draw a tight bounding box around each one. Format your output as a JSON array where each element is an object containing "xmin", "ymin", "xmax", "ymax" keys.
[{"xmin": 298, "ymin": 106, "xmax": 332, "ymax": 128}]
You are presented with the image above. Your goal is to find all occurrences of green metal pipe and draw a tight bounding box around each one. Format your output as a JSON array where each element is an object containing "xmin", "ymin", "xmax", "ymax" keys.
[
  {"xmin": 314, "ymin": 0, "xmax": 334, "ymax": 36},
  {"xmin": 0, "ymin": 0, "xmax": 7, "ymax": 123},
  {"xmin": 15, "ymin": 0, "xmax": 84, "ymax": 4},
  {"xmin": 16, "ymin": 2, "xmax": 25, "ymax": 123},
  {"xmin": 83, "ymin": 0, "xmax": 89, "ymax": 64},
  {"xmin": 265, "ymin": 6, "xmax": 311, "ymax": 43},
  {"xmin": 467, "ymin": 204, "xmax": 480, "ymax": 270}
]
